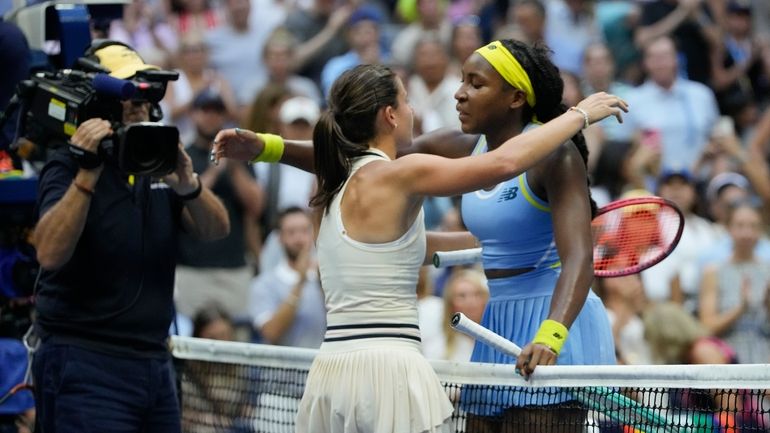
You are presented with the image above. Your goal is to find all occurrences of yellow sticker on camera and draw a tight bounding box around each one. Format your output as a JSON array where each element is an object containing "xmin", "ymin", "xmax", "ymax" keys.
[{"xmin": 64, "ymin": 122, "xmax": 77, "ymax": 137}]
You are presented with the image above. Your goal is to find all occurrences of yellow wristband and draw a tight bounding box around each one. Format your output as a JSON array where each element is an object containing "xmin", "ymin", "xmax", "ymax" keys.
[
  {"xmin": 252, "ymin": 133, "xmax": 285, "ymax": 163},
  {"xmin": 532, "ymin": 319, "xmax": 569, "ymax": 356}
]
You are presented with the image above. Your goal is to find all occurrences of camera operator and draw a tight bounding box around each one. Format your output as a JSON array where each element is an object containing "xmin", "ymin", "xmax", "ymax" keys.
[{"xmin": 30, "ymin": 41, "xmax": 229, "ymax": 433}]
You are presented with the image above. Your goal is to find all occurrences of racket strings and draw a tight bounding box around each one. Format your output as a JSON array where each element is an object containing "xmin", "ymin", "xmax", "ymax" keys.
[{"xmin": 592, "ymin": 204, "xmax": 683, "ymax": 275}]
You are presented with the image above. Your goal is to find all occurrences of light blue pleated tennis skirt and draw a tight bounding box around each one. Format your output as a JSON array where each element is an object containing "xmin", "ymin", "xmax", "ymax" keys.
[{"xmin": 462, "ymin": 267, "xmax": 616, "ymax": 415}]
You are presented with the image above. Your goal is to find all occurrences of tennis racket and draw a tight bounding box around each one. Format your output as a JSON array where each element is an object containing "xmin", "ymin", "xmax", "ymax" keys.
[
  {"xmin": 434, "ymin": 196, "xmax": 685, "ymax": 277},
  {"xmin": 450, "ymin": 312, "xmax": 680, "ymax": 433}
]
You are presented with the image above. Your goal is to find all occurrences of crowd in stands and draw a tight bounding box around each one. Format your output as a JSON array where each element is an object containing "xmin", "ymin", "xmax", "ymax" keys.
[
  {"xmin": 12, "ymin": 0, "xmax": 770, "ymax": 374},
  {"xmin": 134, "ymin": 0, "xmax": 770, "ymax": 370},
  {"xmin": 5, "ymin": 0, "xmax": 770, "ymax": 429}
]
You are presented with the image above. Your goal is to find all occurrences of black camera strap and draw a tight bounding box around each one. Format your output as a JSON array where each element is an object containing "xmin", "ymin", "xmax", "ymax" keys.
[{"xmin": 68, "ymin": 143, "xmax": 103, "ymax": 169}]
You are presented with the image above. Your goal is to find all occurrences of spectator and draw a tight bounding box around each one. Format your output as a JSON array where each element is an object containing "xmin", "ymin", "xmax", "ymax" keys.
[
  {"xmin": 283, "ymin": 0, "xmax": 352, "ymax": 86},
  {"xmin": 433, "ymin": 269, "xmax": 489, "ymax": 362},
  {"xmin": 706, "ymin": 171, "xmax": 752, "ymax": 227},
  {"xmin": 175, "ymin": 89, "xmax": 263, "ymax": 321},
  {"xmin": 408, "ymin": 35, "xmax": 461, "ymax": 134},
  {"xmin": 256, "ymin": 96, "xmax": 320, "ymax": 271},
  {"xmin": 321, "ymin": 5, "xmax": 388, "ymax": 97},
  {"xmin": 416, "ymin": 265, "xmax": 444, "ymax": 358},
  {"xmin": 595, "ymin": 0, "xmax": 642, "ymax": 84},
  {"xmin": 448, "ymin": 15, "xmax": 482, "ymax": 78},
  {"xmin": 745, "ymin": 106, "xmax": 770, "ymax": 206},
  {"xmin": 254, "ymin": 28, "xmax": 323, "ymax": 105},
  {"xmin": 181, "ymin": 303, "xmax": 257, "ymax": 432},
  {"xmin": 0, "ymin": 20, "xmax": 30, "ymax": 151},
  {"xmin": 593, "ymin": 275, "xmax": 652, "ymax": 365},
  {"xmin": 205, "ymin": 0, "xmax": 282, "ymax": 107},
  {"xmin": 643, "ymin": 302, "xmax": 763, "ymax": 432},
  {"xmin": 0, "ymin": 338, "xmax": 34, "ymax": 432},
  {"xmin": 634, "ymin": 0, "xmax": 717, "ymax": 85},
  {"xmin": 168, "ymin": 0, "xmax": 221, "ymax": 37},
  {"xmin": 641, "ymin": 168, "xmax": 720, "ymax": 312},
  {"xmin": 255, "ymin": 96, "xmax": 319, "ymax": 227},
  {"xmin": 390, "ymin": 0, "xmax": 453, "ymax": 67},
  {"xmin": 192, "ymin": 302, "xmax": 236, "ymax": 340},
  {"xmin": 544, "ymin": 0, "xmax": 604, "ymax": 76},
  {"xmin": 589, "ymin": 140, "xmax": 642, "ymax": 206},
  {"xmin": 711, "ymin": 1, "xmax": 769, "ymax": 114},
  {"xmin": 581, "ymin": 42, "xmax": 635, "ymax": 143},
  {"xmin": 510, "ymin": 0, "xmax": 546, "ymax": 44},
  {"xmin": 697, "ymin": 171, "xmax": 770, "ymax": 271},
  {"xmin": 624, "ymin": 36, "xmax": 719, "ymax": 174},
  {"xmin": 248, "ymin": 207, "xmax": 326, "ymax": 348},
  {"xmin": 644, "ymin": 301, "xmax": 736, "ymax": 365},
  {"xmin": 242, "ymin": 84, "xmax": 293, "ymax": 135},
  {"xmin": 109, "ymin": 0, "xmax": 177, "ymax": 67},
  {"xmin": 698, "ymin": 201, "xmax": 770, "ymax": 364},
  {"xmin": 162, "ymin": 34, "xmax": 239, "ymax": 145}
]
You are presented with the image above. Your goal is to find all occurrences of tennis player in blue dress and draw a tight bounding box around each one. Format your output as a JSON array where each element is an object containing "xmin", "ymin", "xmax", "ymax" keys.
[{"xmin": 408, "ymin": 39, "xmax": 617, "ymax": 432}]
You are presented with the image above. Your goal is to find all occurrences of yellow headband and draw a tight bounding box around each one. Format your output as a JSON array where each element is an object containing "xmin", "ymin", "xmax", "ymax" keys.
[{"xmin": 474, "ymin": 41, "xmax": 536, "ymax": 109}]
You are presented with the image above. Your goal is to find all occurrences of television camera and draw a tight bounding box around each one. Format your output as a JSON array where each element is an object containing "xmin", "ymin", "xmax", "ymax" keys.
[{"xmin": 1, "ymin": 45, "xmax": 181, "ymax": 176}]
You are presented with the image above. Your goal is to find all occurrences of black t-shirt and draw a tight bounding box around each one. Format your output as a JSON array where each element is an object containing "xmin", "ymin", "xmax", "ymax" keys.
[
  {"xmin": 176, "ymin": 144, "xmax": 250, "ymax": 268},
  {"xmin": 35, "ymin": 147, "xmax": 184, "ymax": 357},
  {"xmin": 641, "ymin": 1, "xmax": 712, "ymax": 85}
]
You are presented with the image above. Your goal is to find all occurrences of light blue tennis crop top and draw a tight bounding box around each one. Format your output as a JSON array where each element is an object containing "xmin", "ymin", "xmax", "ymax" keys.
[{"xmin": 461, "ymin": 133, "xmax": 561, "ymax": 271}]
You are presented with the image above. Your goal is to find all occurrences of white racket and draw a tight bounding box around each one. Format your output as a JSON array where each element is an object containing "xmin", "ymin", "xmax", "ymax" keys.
[{"xmin": 433, "ymin": 248, "xmax": 482, "ymax": 268}]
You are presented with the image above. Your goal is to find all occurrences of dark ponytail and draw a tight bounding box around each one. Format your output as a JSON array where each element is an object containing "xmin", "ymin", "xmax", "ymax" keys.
[
  {"xmin": 310, "ymin": 64, "xmax": 400, "ymax": 212},
  {"xmin": 501, "ymin": 39, "xmax": 598, "ymax": 218}
]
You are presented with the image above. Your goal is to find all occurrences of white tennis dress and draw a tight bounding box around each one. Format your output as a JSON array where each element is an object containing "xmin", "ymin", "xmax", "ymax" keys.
[{"xmin": 295, "ymin": 149, "xmax": 453, "ymax": 433}]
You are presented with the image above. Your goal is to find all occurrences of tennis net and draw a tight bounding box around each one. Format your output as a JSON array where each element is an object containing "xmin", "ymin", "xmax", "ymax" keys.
[{"xmin": 170, "ymin": 336, "xmax": 770, "ymax": 433}]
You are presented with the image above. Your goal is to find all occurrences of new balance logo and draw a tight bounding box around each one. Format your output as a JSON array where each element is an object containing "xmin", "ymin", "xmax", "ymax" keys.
[{"xmin": 497, "ymin": 187, "xmax": 519, "ymax": 202}]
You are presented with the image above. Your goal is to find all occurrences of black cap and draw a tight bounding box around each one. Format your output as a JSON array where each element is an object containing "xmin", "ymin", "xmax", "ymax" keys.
[
  {"xmin": 192, "ymin": 88, "xmax": 226, "ymax": 111},
  {"xmin": 727, "ymin": 0, "xmax": 751, "ymax": 14},
  {"xmin": 659, "ymin": 167, "xmax": 694, "ymax": 184}
]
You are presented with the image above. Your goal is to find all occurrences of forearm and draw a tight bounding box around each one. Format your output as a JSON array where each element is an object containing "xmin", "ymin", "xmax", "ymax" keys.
[
  {"xmin": 497, "ymin": 111, "xmax": 586, "ymax": 176},
  {"xmin": 712, "ymin": 63, "xmax": 749, "ymax": 92},
  {"xmin": 398, "ymin": 128, "xmax": 476, "ymax": 158},
  {"xmin": 546, "ymin": 255, "xmax": 594, "ymax": 328},
  {"xmin": 741, "ymin": 151, "xmax": 770, "ymax": 204},
  {"xmin": 243, "ymin": 211, "xmax": 262, "ymax": 262},
  {"xmin": 35, "ymin": 170, "xmax": 100, "ymax": 270},
  {"xmin": 277, "ymin": 139, "xmax": 315, "ymax": 173},
  {"xmin": 635, "ymin": 7, "xmax": 691, "ymax": 48},
  {"xmin": 183, "ymin": 187, "xmax": 230, "ymax": 241},
  {"xmin": 702, "ymin": 306, "xmax": 744, "ymax": 336},
  {"xmin": 260, "ymin": 282, "xmax": 304, "ymax": 344},
  {"xmin": 292, "ymin": 26, "xmax": 338, "ymax": 72},
  {"xmin": 424, "ymin": 231, "xmax": 478, "ymax": 265}
]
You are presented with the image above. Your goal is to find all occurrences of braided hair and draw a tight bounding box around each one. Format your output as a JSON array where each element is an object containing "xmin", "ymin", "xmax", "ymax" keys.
[{"xmin": 500, "ymin": 39, "xmax": 598, "ymax": 217}]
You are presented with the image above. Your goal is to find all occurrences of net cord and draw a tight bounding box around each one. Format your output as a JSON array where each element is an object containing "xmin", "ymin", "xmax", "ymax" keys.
[{"xmin": 171, "ymin": 336, "xmax": 770, "ymax": 390}]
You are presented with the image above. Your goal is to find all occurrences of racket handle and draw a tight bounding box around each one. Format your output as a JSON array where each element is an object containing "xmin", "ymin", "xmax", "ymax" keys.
[
  {"xmin": 433, "ymin": 248, "xmax": 482, "ymax": 268},
  {"xmin": 450, "ymin": 312, "xmax": 522, "ymax": 357}
]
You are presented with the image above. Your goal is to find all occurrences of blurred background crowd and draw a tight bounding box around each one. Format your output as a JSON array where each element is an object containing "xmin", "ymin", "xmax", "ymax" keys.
[
  {"xmin": 3, "ymin": 0, "xmax": 770, "ymax": 387},
  {"xmin": 4, "ymin": 0, "xmax": 770, "ymax": 430},
  {"xmin": 105, "ymin": 0, "xmax": 770, "ymax": 369}
]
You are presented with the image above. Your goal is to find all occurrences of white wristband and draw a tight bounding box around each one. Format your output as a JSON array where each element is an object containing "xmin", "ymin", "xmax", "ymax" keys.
[{"xmin": 569, "ymin": 106, "xmax": 590, "ymax": 130}]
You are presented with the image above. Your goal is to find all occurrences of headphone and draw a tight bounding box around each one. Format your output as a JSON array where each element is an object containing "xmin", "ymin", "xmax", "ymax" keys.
[{"xmin": 80, "ymin": 39, "xmax": 165, "ymax": 122}]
